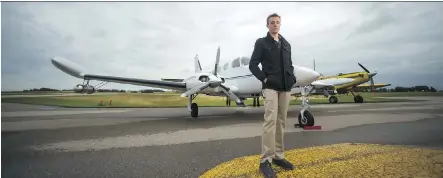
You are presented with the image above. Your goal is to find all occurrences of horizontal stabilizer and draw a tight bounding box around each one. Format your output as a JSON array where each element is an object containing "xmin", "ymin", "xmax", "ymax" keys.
[{"xmin": 356, "ymin": 83, "xmax": 391, "ymax": 89}]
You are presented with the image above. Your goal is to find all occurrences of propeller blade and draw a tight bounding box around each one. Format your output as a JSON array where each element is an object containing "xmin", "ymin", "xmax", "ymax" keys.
[
  {"xmin": 181, "ymin": 82, "xmax": 210, "ymax": 97},
  {"xmin": 219, "ymin": 85, "xmax": 246, "ymax": 107},
  {"xmin": 370, "ymin": 78, "xmax": 375, "ymax": 92},
  {"xmin": 213, "ymin": 46, "xmax": 221, "ymax": 76},
  {"xmin": 194, "ymin": 55, "xmax": 202, "ymax": 73},
  {"xmin": 358, "ymin": 63, "xmax": 370, "ymax": 73}
]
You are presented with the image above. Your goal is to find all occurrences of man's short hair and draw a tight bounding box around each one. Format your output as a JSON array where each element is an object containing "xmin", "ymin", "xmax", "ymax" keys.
[{"xmin": 266, "ymin": 13, "xmax": 281, "ymax": 25}]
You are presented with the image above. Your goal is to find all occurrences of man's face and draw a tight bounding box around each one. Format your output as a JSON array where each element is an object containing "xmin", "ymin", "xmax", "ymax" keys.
[{"xmin": 267, "ymin": 16, "xmax": 280, "ymax": 34}]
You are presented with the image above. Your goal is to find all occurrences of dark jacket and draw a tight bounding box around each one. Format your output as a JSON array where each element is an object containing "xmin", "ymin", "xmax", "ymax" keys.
[{"xmin": 249, "ymin": 32, "xmax": 296, "ymax": 92}]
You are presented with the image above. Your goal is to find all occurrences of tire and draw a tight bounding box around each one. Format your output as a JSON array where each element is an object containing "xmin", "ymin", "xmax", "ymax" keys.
[
  {"xmin": 329, "ymin": 96, "xmax": 338, "ymax": 103},
  {"xmin": 298, "ymin": 110, "xmax": 315, "ymax": 127},
  {"xmin": 191, "ymin": 103, "xmax": 198, "ymax": 117},
  {"xmin": 354, "ymin": 95, "xmax": 364, "ymax": 103}
]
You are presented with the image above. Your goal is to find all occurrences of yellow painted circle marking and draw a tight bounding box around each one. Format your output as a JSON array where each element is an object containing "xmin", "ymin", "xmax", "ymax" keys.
[{"xmin": 200, "ymin": 143, "xmax": 443, "ymax": 178}]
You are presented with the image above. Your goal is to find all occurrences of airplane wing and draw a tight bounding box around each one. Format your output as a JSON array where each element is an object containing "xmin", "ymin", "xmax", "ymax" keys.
[
  {"xmin": 355, "ymin": 83, "xmax": 391, "ymax": 89},
  {"xmin": 84, "ymin": 74, "xmax": 186, "ymax": 90},
  {"xmin": 51, "ymin": 57, "xmax": 186, "ymax": 90},
  {"xmin": 161, "ymin": 78, "xmax": 185, "ymax": 82},
  {"xmin": 311, "ymin": 78, "xmax": 355, "ymax": 87}
]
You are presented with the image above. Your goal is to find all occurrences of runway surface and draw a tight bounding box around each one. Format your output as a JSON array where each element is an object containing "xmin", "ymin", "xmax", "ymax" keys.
[{"xmin": 2, "ymin": 96, "xmax": 443, "ymax": 178}]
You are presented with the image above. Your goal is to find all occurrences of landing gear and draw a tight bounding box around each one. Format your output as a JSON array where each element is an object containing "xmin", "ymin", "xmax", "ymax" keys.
[
  {"xmin": 226, "ymin": 97, "xmax": 231, "ymax": 106},
  {"xmin": 328, "ymin": 95, "xmax": 338, "ymax": 104},
  {"xmin": 298, "ymin": 110, "xmax": 314, "ymax": 127},
  {"xmin": 252, "ymin": 95, "xmax": 261, "ymax": 107},
  {"xmin": 191, "ymin": 103, "xmax": 198, "ymax": 117},
  {"xmin": 188, "ymin": 94, "xmax": 199, "ymax": 117},
  {"xmin": 323, "ymin": 89, "xmax": 338, "ymax": 104},
  {"xmin": 354, "ymin": 95, "xmax": 363, "ymax": 103},
  {"xmin": 295, "ymin": 86, "xmax": 315, "ymax": 128},
  {"xmin": 350, "ymin": 90, "xmax": 364, "ymax": 103}
]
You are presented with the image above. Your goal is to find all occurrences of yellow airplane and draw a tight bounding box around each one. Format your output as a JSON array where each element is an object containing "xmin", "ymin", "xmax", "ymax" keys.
[{"xmin": 315, "ymin": 63, "xmax": 391, "ymax": 103}]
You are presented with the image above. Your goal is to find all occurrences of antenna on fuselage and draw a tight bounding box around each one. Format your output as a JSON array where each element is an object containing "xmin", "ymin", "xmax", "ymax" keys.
[
  {"xmin": 313, "ymin": 58, "xmax": 324, "ymax": 77},
  {"xmin": 313, "ymin": 58, "xmax": 316, "ymax": 71}
]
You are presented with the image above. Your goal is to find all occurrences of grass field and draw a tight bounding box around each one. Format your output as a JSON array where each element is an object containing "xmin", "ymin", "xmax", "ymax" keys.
[{"xmin": 2, "ymin": 91, "xmax": 442, "ymax": 108}]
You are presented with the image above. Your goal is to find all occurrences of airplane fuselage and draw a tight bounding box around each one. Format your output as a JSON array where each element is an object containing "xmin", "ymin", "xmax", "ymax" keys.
[
  {"xmin": 319, "ymin": 72, "xmax": 370, "ymax": 91},
  {"xmin": 183, "ymin": 60, "xmax": 320, "ymax": 98}
]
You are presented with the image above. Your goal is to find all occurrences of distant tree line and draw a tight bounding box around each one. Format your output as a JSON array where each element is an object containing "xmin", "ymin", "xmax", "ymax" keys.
[
  {"xmin": 22, "ymin": 88, "xmax": 61, "ymax": 92},
  {"xmin": 20, "ymin": 88, "xmax": 165, "ymax": 93},
  {"xmin": 357, "ymin": 85, "xmax": 439, "ymax": 92},
  {"xmin": 14, "ymin": 85, "xmax": 441, "ymax": 93}
]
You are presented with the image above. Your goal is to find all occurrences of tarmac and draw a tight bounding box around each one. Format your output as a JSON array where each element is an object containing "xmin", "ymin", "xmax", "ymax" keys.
[{"xmin": 2, "ymin": 96, "xmax": 443, "ymax": 178}]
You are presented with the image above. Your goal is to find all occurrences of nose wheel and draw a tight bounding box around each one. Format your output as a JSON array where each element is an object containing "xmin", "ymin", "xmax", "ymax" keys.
[
  {"xmin": 298, "ymin": 110, "xmax": 314, "ymax": 127},
  {"xmin": 294, "ymin": 86, "xmax": 316, "ymax": 128}
]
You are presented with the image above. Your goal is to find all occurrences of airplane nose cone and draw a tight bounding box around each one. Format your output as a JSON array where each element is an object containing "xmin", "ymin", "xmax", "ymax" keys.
[
  {"xmin": 306, "ymin": 68, "xmax": 320, "ymax": 82},
  {"xmin": 368, "ymin": 72, "xmax": 377, "ymax": 78},
  {"xmin": 312, "ymin": 70, "xmax": 321, "ymax": 78},
  {"xmin": 293, "ymin": 65, "xmax": 321, "ymax": 86}
]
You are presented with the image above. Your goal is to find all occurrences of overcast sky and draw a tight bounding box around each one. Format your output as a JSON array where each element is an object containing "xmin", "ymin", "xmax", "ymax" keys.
[{"xmin": 2, "ymin": 2, "xmax": 443, "ymax": 91}]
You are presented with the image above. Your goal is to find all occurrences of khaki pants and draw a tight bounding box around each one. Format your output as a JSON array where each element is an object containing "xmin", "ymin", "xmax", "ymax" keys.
[{"xmin": 260, "ymin": 88, "xmax": 291, "ymax": 163}]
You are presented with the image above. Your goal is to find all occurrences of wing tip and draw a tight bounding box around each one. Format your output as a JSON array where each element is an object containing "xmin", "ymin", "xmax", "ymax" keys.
[{"xmin": 50, "ymin": 56, "xmax": 86, "ymax": 79}]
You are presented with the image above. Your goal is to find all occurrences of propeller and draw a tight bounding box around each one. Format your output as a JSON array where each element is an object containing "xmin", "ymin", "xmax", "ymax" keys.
[
  {"xmin": 358, "ymin": 63, "xmax": 377, "ymax": 92},
  {"xmin": 213, "ymin": 46, "xmax": 221, "ymax": 76},
  {"xmin": 181, "ymin": 46, "xmax": 246, "ymax": 107}
]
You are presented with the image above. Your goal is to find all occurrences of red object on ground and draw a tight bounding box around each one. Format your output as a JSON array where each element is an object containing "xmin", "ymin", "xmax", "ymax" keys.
[{"xmin": 303, "ymin": 126, "xmax": 322, "ymax": 130}]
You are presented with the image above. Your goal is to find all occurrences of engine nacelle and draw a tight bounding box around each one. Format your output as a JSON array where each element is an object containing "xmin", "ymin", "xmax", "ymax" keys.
[
  {"xmin": 73, "ymin": 84, "xmax": 95, "ymax": 94},
  {"xmin": 73, "ymin": 84, "xmax": 84, "ymax": 93}
]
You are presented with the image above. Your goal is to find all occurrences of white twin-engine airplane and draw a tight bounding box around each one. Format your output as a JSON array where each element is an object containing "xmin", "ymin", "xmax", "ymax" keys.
[{"xmin": 50, "ymin": 46, "xmax": 354, "ymax": 128}]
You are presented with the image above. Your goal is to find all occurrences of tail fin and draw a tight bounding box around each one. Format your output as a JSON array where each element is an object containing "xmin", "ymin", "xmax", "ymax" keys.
[{"xmin": 194, "ymin": 55, "xmax": 202, "ymax": 73}]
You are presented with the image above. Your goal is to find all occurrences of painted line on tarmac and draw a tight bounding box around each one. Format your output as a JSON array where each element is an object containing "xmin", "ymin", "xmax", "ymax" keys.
[
  {"xmin": 1, "ymin": 110, "xmax": 132, "ymax": 117},
  {"xmin": 2, "ymin": 117, "xmax": 165, "ymax": 132},
  {"xmin": 305, "ymin": 104, "xmax": 363, "ymax": 108},
  {"xmin": 199, "ymin": 143, "xmax": 443, "ymax": 178},
  {"xmin": 28, "ymin": 113, "xmax": 436, "ymax": 152},
  {"xmin": 182, "ymin": 115, "xmax": 229, "ymax": 119},
  {"xmin": 326, "ymin": 106, "xmax": 441, "ymax": 112}
]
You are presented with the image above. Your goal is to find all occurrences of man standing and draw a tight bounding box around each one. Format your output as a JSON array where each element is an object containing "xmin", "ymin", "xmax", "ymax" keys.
[{"xmin": 249, "ymin": 13, "xmax": 297, "ymax": 178}]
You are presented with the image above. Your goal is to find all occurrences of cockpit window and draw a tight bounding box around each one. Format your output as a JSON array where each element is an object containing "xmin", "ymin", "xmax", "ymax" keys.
[
  {"xmin": 241, "ymin": 57, "xmax": 250, "ymax": 66},
  {"xmin": 232, "ymin": 58, "xmax": 240, "ymax": 68}
]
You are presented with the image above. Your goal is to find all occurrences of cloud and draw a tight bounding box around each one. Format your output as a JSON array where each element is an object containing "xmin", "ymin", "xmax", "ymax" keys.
[{"xmin": 2, "ymin": 2, "xmax": 443, "ymax": 91}]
